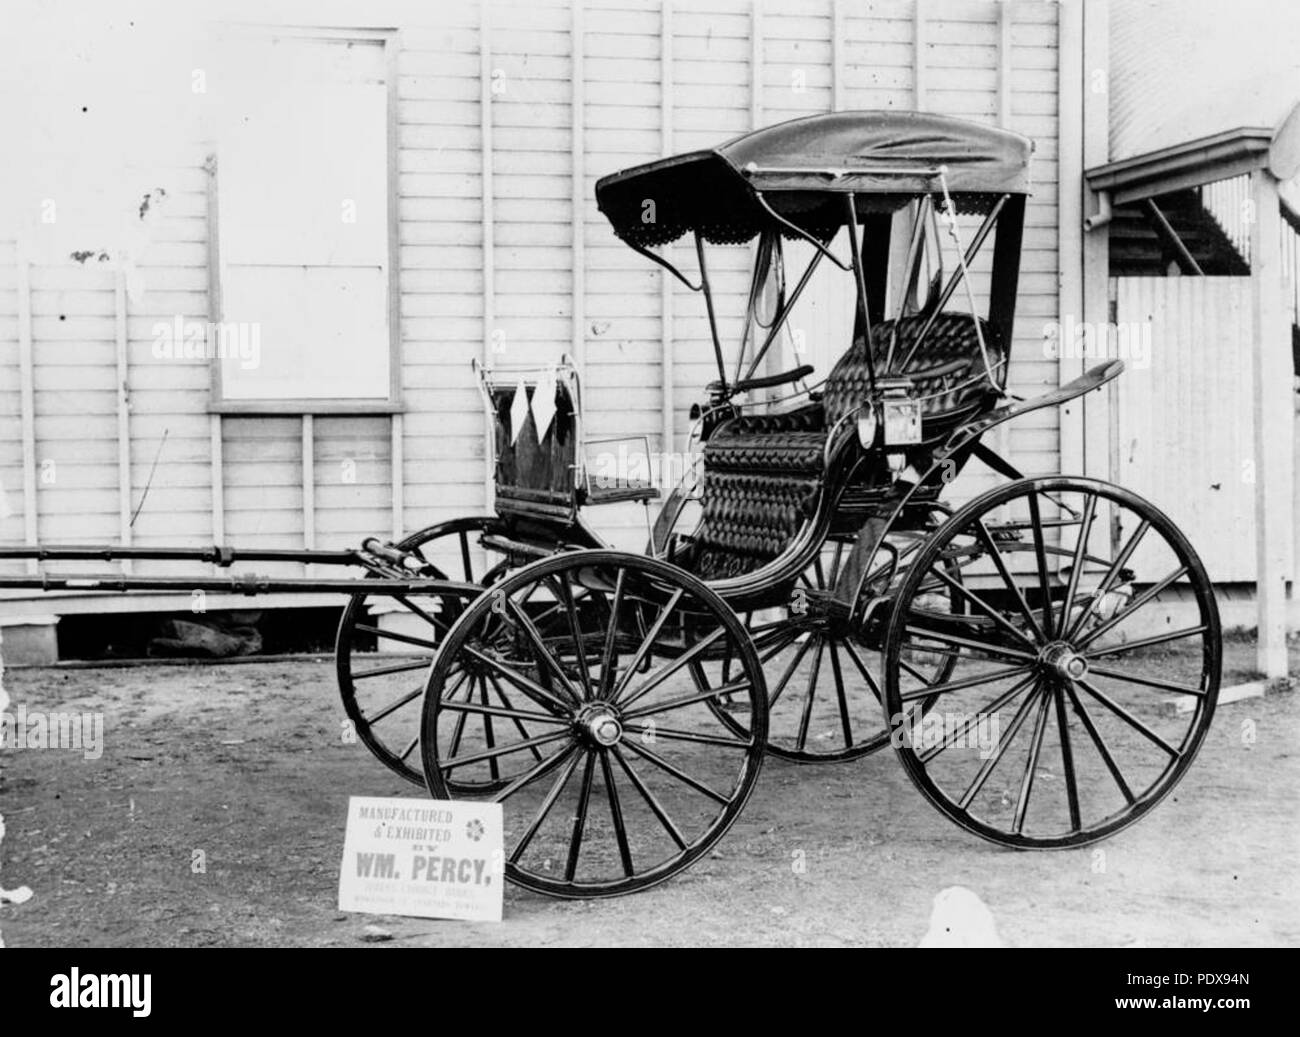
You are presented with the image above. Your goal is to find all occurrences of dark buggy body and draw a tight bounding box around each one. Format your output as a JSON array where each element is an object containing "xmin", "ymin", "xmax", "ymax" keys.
[{"xmin": 0, "ymin": 112, "xmax": 1222, "ymax": 899}]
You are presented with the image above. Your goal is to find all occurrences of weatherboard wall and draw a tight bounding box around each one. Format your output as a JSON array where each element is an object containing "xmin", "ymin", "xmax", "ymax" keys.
[{"xmin": 0, "ymin": 0, "xmax": 1072, "ymax": 614}]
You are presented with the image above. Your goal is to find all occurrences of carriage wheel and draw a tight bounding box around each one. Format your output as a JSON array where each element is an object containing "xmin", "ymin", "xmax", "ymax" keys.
[
  {"xmin": 336, "ymin": 517, "xmax": 512, "ymax": 787},
  {"xmin": 883, "ymin": 477, "xmax": 1221, "ymax": 848},
  {"xmin": 694, "ymin": 526, "xmax": 960, "ymax": 763},
  {"xmin": 421, "ymin": 551, "xmax": 767, "ymax": 898}
]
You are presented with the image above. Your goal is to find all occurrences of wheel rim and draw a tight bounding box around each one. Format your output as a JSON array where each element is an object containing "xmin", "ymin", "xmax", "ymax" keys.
[
  {"xmin": 422, "ymin": 551, "xmax": 767, "ymax": 898},
  {"xmin": 336, "ymin": 517, "xmax": 512, "ymax": 789},
  {"xmin": 883, "ymin": 477, "xmax": 1220, "ymax": 848}
]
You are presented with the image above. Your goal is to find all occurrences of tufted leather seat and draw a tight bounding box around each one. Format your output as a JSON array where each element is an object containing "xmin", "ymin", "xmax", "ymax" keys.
[
  {"xmin": 702, "ymin": 404, "xmax": 826, "ymax": 475},
  {"xmin": 684, "ymin": 312, "xmax": 1004, "ymax": 581},
  {"xmin": 822, "ymin": 312, "xmax": 1005, "ymax": 440}
]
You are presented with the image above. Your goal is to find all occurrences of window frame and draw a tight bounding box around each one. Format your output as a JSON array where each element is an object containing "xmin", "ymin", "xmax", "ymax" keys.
[{"xmin": 206, "ymin": 25, "xmax": 402, "ymax": 416}]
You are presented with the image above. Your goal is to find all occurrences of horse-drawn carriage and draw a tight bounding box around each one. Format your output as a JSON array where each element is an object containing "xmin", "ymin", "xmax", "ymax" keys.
[{"xmin": 1, "ymin": 111, "xmax": 1221, "ymax": 899}]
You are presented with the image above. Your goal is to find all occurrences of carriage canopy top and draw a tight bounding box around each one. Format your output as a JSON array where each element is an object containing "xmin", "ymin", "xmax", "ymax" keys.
[{"xmin": 595, "ymin": 110, "xmax": 1033, "ymax": 248}]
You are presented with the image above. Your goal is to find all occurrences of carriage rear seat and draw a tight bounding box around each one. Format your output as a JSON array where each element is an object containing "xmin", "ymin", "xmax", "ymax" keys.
[{"xmin": 689, "ymin": 313, "xmax": 1004, "ymax": 580}]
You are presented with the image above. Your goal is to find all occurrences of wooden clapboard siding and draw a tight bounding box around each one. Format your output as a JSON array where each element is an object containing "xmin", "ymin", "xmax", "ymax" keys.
[
  {"xmin": 396, "ymin": 7, "xmax": 487, "ymax": 534},
  {"xmin": 1115, "ymin": 277, "xmax": 1256, "ymax": 582},
  {"xmin": 312, "ymin": 416, "xmax": 392, "ymax": 543},
  {"xmin": 0, "ymin": 0, "xmax": 1071, "ymax": 612},
  {"xmin": 220, "ymin": 417, "xmax": 305, "ymax": 573},
  {"xmin": 0, "ymin": 239, "xmax": 27, "ymax": 577}
]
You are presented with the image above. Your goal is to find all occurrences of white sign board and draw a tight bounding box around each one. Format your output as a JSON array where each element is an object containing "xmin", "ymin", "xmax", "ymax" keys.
[{"xmin": 338, "ymin": 797, "xmax": 503, "ymax": 923}]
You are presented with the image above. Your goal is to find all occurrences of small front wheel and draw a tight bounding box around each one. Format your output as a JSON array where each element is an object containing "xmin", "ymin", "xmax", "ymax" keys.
[{"xmin": 421, "ymin": 551, "xmax": 768, "ymax": 898}]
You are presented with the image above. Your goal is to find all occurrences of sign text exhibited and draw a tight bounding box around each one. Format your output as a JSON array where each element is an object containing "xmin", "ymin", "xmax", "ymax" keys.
[{"xmin": 338, "ymin": 797, "xmax": 503, "ymax": 923}]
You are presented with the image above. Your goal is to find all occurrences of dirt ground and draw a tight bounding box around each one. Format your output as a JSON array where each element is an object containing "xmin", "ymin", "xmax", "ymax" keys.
[{"xmin": 1, "ymin": 636, "xmax": 1297, "ymax": 948}]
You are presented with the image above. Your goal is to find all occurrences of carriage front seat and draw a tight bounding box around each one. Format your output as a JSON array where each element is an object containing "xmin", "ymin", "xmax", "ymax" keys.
[{"xmin": 685, "ymin": 313, "xmax": 1006, "ymax": 581}]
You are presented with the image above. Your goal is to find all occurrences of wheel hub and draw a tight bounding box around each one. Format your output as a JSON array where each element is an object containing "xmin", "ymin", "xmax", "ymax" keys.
[
  {"xmin": 1039, "ymin": 641, "xmax": 1088, "ymax": 682},
  {"xmin": 574, "ymin": 703, "xmax": 623, "ymax": 747}
]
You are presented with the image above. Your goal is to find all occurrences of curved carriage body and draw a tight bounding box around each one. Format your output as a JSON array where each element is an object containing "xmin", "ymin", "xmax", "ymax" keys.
[{"xmin": 0, "ymin": 112, "xmax": 1222, "ymax": 899}]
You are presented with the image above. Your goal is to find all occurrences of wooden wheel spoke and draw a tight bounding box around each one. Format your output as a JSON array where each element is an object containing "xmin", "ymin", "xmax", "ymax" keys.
[
  {"xmin": 1084, "ymin": 625, "xmax": 1207, "ymax": 659},
  {"xmin": 1087, "ymin": 664, "xmax": 1206, "ymax": 697},
  {"xmin": 476, "ymin": 678, "xmax": 499, "ymax": 782},
  {"xmin": 611, "ymin": 746, "xmax": 688, "ymax": 850},
  {"xmin": 1077, "ymin": 678, "xmax": 1180, "ymax": 758},
  {"xmin": 610, "ymin": 589, "xmax": 685, "ymax": 700},
  {"xmin": 619, "ymin": 739, "xmax": 729, "ymax": 805},
  {"xmin": 623, "ymin": 679, "xmax": 751, "ymax": 721},
  {"xmin": 829, "ymin": 540, "xmax": 845, "ymax": 586},
  {"xmin": 352, "ymin": 658, "xmax": 431, "ymax": 680},
  {"xmin": 957, "ymin": 679, "xmax": 1044, "ymax": 810},
  {"xmin": 621, "ymin": 724, "xmax": 751, "ymax": 749},
  {"xmin": 393, "ymin": 594, "xmax": 450, "ymax": 637},
  {"xmin": 1063, "ymin": 681, "xmax": 1135, "ymax": 804},
  {"xmin": 462, "ymin": 643, "xmax": 572, "ymax": 715},
  {"xmin": 842, "ymin": 640, "xmax": 883, "ymax": 704},
  {"xmin": 827, "ymin": 640, "xmax": 854, "ymax": 749},
  {"xmin": 1073, "ymin": 566, "xmax": 1189, "ymax": 651},
  {"xmin": 487, "ymin": 672, "xmax": 549, "ymax": 761},
  {"xmin": 397, "ymin": 734, "xmax": 419, "ymax": 763},
  {"xmin": 901, "ymin": 624, "xmax": 1037, "ymax": 663},
  {"xmin": 459, "ymin": 530, "xmax": 474, "ymax": 582},
  {"xmin": 899, "ymin": 663, "xmax": 1033, "ymax": 703},
  {"xmin": 508, "ymin": 747, "xmax": 581, "ymax": 861},
  {"xmin": 769, "ymin": 635, "xmax": 815, "ymax": 709},
  {"xmin": 1012, "ymin": 689, "xmax": 1053, "ymax": 834},
  {"xmin": 440, "ymin": 671, "xmax": 475, "ymax": 759},
  {"xmin": 362, "ymin": 686, "xmax": 421, "ymax": 725},
  {"xmin": 551, "ymin": 575, "xmax": 596, "ymax": 701},
  {"xmin": 615, "ymin": 626, "xmax": 727, "ymax": 711},
  {"xmin": 974, "ymin": 520, "xmax": 1046, "ymax": 641},
  {"xmin": 917, "ymin": 672, "xmax": 1038, "ymax": 763},
  {"xmin": 442, "ymin": 728, "xmax": 574, "ymax": 772},
  {"xmin": 355, "ymin": 624, "xmax": 439, "ymax": 651},
  {"xmin": 1054, "ymin": 685, "xmax": 1082, "ymax": 833},
  {"xmin": 600, "ymin": 752, "xmax": 636, "ymax": 878},
  {"xmin": 439, "ymin": 697, "xmax": 570, "ymax": 725},
  {"xmin": 1064, "ymin": 519, "xmax": 1150, "ymax": 641},
  {"xmin": 597, "ymin": 568, "xmax": 627, "ymax": 699},
  {"xmin": 923, "ymin": 566, "xmax": 1039, "ymax": 651},
  {"xmin": 756, "ymin": 627, "xmax": 802, "ymax": 661},
  {"xmin": 795, "ymin": 636, "xmax": 826, "ymax": 751},
  {"xmin": 1059, "ymin": 493, "xmax": 1098, "ymax": 641},
  {"xmin": 506, "ymin": 599, "xmax": 582, "ymax": 704},
  {"xmin": 1026, "ymin": 492, "xmax": 1056, "ymax": 638},
  {"xmin": 563, "ymin": 753, "xmax": 597, "ymax": 882}
]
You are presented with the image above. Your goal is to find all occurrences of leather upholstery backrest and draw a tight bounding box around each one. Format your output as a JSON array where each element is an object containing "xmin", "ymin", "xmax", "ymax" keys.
[{"xmin": 821, "ymin": 312, "xmax": 1006, "ymax": 435}]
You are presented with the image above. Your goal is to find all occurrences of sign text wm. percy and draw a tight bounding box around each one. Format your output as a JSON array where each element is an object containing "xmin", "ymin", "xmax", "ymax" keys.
[{"xmin": 338, "ymin": 797, "xmax": 503, "ymax": 922}]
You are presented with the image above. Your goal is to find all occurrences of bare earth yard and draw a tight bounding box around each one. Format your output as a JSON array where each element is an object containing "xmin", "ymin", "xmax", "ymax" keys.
[{"xmin": 1, "ymin": 637, "xmax": 1296, "ymax": 948}]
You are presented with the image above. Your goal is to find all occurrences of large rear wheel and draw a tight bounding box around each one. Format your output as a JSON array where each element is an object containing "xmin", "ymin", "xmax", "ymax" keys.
[{"xmin": 883, "ymin": 477, "xmax": 1220, "ymax": 848}]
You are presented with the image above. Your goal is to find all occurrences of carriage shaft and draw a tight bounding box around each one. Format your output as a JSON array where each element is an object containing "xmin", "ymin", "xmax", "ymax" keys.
[
  {"xmin": 0, "ymin": 571, "xmax": 477, "ymax": 598},
  {"xmin": 0, "ymin": 544, "xmax": 363, "ymax": 566}
]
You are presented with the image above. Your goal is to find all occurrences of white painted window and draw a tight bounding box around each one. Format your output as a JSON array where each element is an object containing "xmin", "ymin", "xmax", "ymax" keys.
[{"xmin": 211, "ymin": 32, "xmax": 395, "ymax": 409}]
